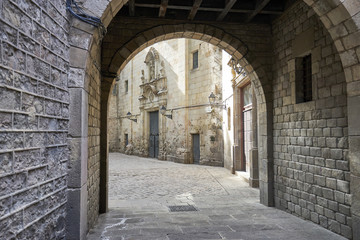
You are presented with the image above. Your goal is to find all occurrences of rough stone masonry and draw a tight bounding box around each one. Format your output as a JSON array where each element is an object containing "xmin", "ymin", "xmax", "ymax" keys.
[{"xmin": 0, "ymin": 0, "xmax": 69, "ymax": 239}]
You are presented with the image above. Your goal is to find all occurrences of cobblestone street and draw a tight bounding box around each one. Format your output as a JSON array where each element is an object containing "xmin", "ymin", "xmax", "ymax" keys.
[{"xmin": 87, "ymin": 153, "xmax": 345, "ymax": 240}]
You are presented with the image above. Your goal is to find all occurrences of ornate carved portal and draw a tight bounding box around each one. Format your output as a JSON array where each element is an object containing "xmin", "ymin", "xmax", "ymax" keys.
[
  {"xmin": 139, "ymin": 47, "xmax": 168, "ymax": 160},
  {"xmin": 139, "ymin": 47, "xmax": 168, "ymax": 110}
]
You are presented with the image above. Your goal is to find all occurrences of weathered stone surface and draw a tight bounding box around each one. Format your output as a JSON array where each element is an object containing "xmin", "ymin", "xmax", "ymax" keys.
[
  {"xmin": 0, "ymin": 172, "xmax": 27, "ymax": 196},
  {"xmin": 69, "ymin": 88, "xmax": 88, "ymax": 138},
  {"xmin": 0, "ymin": 87, "xmax": 21, "ymax": 111},
  {"xmin": 68, "ymin": 137, "xmax": 88, "ymax": 188},
  {"xmin": 0, "ymin": 0, "xmax": 70, "ymax": 238},
  {"xmin": 66, "ymin": 185, "xmax": 88, "ymax": 240},
  {"xmin": 272, "ymin": 2, "xmax": 351, "ymax": 238},
  {"xmin": 68, "ymin": 67, "xmax": 86, "ymax": 88},
  {"xmin": 0, "ymin": 152, "xmax": 12, "ymax": 175}
]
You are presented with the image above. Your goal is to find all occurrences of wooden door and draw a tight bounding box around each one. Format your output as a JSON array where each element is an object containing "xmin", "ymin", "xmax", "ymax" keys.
[
  {"xmin": 192, "ymin": 134, "xmax": 200, "ymax": 164},
  {"xmin": 149, "ymin": 111, "xmax": 159, "ymax": 158}
]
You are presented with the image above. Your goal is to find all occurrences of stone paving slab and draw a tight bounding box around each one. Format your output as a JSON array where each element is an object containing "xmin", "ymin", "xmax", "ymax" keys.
[{"xmin": 87, "ymin": 153, "xmax": 345, "ymax": 240}]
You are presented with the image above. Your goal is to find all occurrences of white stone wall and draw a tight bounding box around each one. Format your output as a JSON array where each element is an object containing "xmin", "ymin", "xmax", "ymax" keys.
[
  {"xmin": 222, "ymin": 52, "xmax": 235, "ymax": 170},
  {"xmin": 185, "ymin": 39, "xmax": 224, "ymax": 166}
]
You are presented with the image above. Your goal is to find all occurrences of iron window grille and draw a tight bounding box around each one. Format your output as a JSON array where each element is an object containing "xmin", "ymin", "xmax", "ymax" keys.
[
  {"xmin": 296, "ymin": 54, "xmax": 312, "ymax": 103},
  {"xmin": 193, "ymin": 51, "xmax": 198, "ymax": 69}
]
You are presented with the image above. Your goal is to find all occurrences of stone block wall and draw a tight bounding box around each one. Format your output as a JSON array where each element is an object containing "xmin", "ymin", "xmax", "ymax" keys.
[
  {"xmin": 0, "ymin": 0, "xmax": 69, "ymax": 238},
  {"xmin": 87, "ymin": 35, "xmax": 102, "ymax": 231},
  {"xmin": 272, "ymin": 1, "xmax": 351, "ymax": 238}
]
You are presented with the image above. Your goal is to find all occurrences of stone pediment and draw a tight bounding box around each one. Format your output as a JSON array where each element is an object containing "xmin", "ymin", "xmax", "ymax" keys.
[
  {"xmin": 144, "ymin": 47, "xmax": 159, "ymax": 63},
  {"xmin": 139, "ymin": 47, "xmax": 167, "ymax": 108}
]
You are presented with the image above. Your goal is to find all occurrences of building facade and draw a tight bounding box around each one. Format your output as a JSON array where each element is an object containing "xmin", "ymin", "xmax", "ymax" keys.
[{"xmin": 108, "ymin": 39, "xmax": 225, "ymax": 166}]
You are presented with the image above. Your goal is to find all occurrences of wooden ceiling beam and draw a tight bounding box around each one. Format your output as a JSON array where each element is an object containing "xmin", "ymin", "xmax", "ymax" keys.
[
  {"xmin": 133, "ymin": 3, "xmax": 283, "ymax": 15},
  {"xmin": 188, "ymin": 0, "xmax": 203, "ymax": 20},
  {"xmin": 159, "ymin": 0, "xmax": 169, "ymax": 17},
  {"xmin": 128, "ymin": 0, "xmax": 135, "ymax": 16},
  {"xmin": 216, "ymin": 0, "xmax": 237, "ymax": 21},
  {"xmin": 245, "ymin": 0, "xmax": 271, "ymax": 22}
]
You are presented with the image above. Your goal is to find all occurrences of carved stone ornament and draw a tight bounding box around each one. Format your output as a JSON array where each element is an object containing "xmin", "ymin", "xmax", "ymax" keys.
[
  {"xmin": 144, "ymin": 47, "xmax": 160, "ymax": 82},
  {"xmin": 139, "ymin": 47, "xmax": 168, "ymax": 108}
]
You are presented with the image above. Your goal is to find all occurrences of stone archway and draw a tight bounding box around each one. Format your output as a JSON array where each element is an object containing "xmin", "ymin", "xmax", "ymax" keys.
[
  {"xmin": 98, "ymin": 22, "xmax": 274, "ymax": 214},
  {"xmin": 66, "ymin": 0, "xmax": 360, "ymax": 239}
]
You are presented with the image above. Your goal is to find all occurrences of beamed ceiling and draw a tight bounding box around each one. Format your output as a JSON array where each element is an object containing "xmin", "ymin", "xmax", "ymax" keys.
[{"xmin": 118, "ymin": 0, "xmax": 298, "ymax": 23}]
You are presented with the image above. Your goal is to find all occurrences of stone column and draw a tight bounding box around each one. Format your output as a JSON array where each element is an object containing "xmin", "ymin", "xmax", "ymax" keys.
[
  {"xmin": 67, "ymin": 88, "xmax": 88, "ymax": 240},
  {"xmin": 258, "ymin": 99, "xmax": 274, "ymax": 207},
  {"xmin": 66, "ymin": 20, "xmax": 93, "ymax": 240}
]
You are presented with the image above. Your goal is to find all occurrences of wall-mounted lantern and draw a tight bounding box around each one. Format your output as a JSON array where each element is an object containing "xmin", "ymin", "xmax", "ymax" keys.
[
  {"xmin": 208, "ymin": 92, "xmax": 226, "ymax": 109},
  {"xmin": 160, "ymin": 105, "xmax": 172, "ymax": 119},
  {"xmin": 208, "ymin": 92, "xmax": 216, "ymax": 105},
  {"xmin": 229, "ymin": 57, "xmax": 247, "ymax": 76},
  {"xmin": 126, "ymin": 112, "xmax": 137, "ymax": 122}
]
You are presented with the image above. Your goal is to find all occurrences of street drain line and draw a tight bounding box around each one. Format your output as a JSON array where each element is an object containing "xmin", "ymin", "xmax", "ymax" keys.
[{"xmin": 168, "ymin": 205, "xmax": 198, "ymax": 212}]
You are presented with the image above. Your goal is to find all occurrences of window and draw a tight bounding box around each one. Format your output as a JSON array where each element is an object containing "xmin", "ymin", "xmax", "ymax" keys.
[
  {"xmin": 112, "ymin": 83, "xmax": 117, "ymax": 96},
  {"xmin": 296, "ymin": 54, "xmax": 312, "ymax": 103},
  {"xmin": 125, "ymin": 134, "xmax": 128, "ymax": 147},
  {"xmin": 243, "ymin": 84, "xmax": 252, "ymax": 107},
  {"xmin": 192, "ymin": 51, "xmax": 198, "ymax": 69},
  {"xmin": 125, "ymin": 80, "xmax": 128, "ymax": 93}
]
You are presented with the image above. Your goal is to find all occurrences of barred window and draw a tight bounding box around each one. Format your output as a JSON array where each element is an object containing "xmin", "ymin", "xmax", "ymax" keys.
[
  {"xmin": 125, "ymin": 134, "xmax": 128, "ymax": 147},
  {"xmin": 112, "ymin": 83, "xmax": 117, "ymax": 96},
  {"xmin": 296, "ymin": 54, "xmax": 312, "ymax": 103},
  {"xmin": 125, "ymin": 80, "xmax": 128, "ymax": 93},
  {"xmin": 192, "ymin": 51, "xmax": 198, "ymax": 69}
]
